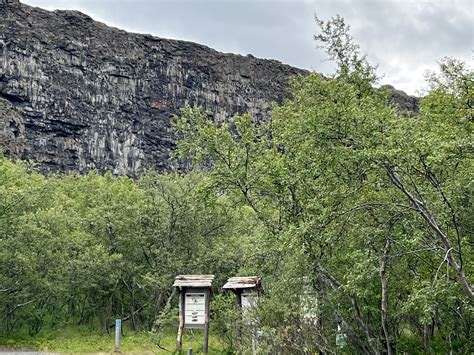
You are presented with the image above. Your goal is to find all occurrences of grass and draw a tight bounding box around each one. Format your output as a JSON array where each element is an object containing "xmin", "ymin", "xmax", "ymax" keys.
[{"xmin": 0, "ymin": 326, "xmax": 231, "ymax": 354}]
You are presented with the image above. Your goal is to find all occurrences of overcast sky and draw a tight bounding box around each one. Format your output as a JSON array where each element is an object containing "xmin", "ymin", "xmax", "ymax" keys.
[{"xmin": 23, "ymin": 0, "xmax": 473, "ymax": 95}]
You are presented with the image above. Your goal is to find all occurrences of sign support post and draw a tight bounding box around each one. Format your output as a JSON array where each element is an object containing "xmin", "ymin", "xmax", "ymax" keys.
[
  {"xmin": 203, "ymin": 288, "xmax": 210, "ymax": 354},
  {"xmin": 176, "ymin": 291, "xmax": 185, "ymax": 351},
  {"xmin": 235, "ymin": 290, "xmax": 242, "ymax": 345}
]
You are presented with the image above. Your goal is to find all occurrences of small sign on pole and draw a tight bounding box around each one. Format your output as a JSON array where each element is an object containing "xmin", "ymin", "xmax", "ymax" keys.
[
  {"xmin": 173, "ymin": 275, "xmax": 215, "ymax": 354},
  {"xmin": 114, "ymin": 318, "xmax": 122, "ymax": 352}
]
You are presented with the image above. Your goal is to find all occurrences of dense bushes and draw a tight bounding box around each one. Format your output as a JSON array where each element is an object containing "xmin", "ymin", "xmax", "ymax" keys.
[{"xmin": 0, "ymin": 165, "xmax": 256, "ymax": 337}]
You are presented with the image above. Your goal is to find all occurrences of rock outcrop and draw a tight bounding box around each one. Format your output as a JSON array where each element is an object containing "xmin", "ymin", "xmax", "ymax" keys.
[
  {"xmin": 1, "ymin": 0, "xmax": 307, "ymax": 175},
  {"xmin": 383, "ymin": 85, "xmax": 419, "ymax": 113},
  {"xmin": 0, "ymin": 1, "xmax": 418, "ymax": 176},
  {"xmin": 0, "ymin": 98, "xmax": 25, "ymax": 158}
]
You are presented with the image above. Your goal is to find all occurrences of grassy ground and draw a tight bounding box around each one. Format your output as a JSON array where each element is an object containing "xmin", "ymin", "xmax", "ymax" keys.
[{"xmin": 0, "ymin": 327, "xmax": 231, "ymax": 354}]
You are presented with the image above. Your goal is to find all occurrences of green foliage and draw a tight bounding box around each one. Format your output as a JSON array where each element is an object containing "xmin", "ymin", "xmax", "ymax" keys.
[
  {"xmin": 173, "ymin": 16, "xmax": 473, "ymax": 354},
  {"xmin": 0, "ymin": 158, "xmax": 261, "ymax": 344},
  {"xmin": 1, "ymin": 14, "xmax": 472, "ymax": 355}
]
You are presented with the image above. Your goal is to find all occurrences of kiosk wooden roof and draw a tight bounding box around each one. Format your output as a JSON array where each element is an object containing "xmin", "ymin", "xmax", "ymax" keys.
[
  {"xmin": 222, "ymin": 276, "xmax": 262, "ymax": 290},
  {"xmin": 173, "ymin": 275, "xmax": 215, "ymax": 288}
]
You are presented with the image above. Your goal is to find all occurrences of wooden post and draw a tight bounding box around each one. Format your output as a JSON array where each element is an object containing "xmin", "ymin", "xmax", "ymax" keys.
[
  {"xmin": 203, "ymin": 289, "xmax": 210, "ymax": 354},
  {"xmin": 235, "ymin": 290, "xmax": 242, "ymax": 352},
  {"xmin": 176, "ymin": 290, "xmax": 184, "ymax": 351},
  {"xmin": 236, "ymin": 289, "xmax": 242, "ymax": 307},
  {"xmin": 251, "ymin": 331, "xmax": 257, "ymax": 355},
  {"xmin": 114, "ymin": 319, "xmax": 121, "ymax": 352}
]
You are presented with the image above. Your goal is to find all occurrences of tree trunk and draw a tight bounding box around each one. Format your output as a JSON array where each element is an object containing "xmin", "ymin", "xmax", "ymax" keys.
[
  {"xmin": 319, "ymin": 265, "xmax": 380, "ymax": 354},
  {"xmin": 384, "ymin": 165, "xmax": 474, "ymax": 303},
  {"xmin": 380, "ymin": 237, "xmax": 392, "ymax": 355}
]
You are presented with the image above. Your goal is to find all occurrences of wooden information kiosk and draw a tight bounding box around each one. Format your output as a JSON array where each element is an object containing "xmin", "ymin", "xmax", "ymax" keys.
[
  {"xmin": 223, "ymin": 276, "xmax": 262, "ymax": 353},
  {"xmin": 173, "ymin": 275, "xmax": 215, "ymax": 354}
]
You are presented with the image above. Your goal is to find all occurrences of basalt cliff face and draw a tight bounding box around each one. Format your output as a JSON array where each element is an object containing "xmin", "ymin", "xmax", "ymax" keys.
[
  {"xmin": 0, "ymin": 0, "xmax": 417, "ymax": 176},
  {"xmin": 0, "ymin": 0, "xmax": 308, "ymax": 175}
]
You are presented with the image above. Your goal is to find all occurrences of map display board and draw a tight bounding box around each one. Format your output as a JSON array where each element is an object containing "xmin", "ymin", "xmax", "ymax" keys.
[{"xmin": 184, "ymin": 292, "xmax": 206, "ymax": 327}]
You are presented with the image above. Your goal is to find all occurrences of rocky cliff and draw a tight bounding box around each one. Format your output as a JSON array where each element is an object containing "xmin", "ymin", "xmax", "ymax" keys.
[
  {"xmin": 0, "ymin": 0, "xmax": 417, "ymax": 176},
  {"xmin": 0, "ymin": 0, "xmax": 308, "ymax": 175}
]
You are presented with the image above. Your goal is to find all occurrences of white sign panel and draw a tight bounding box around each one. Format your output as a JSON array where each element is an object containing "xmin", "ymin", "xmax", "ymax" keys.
[
  {"xmin": 184, "ymin": 292, "xmax": 206, "ymax": 326},
  {"xmin": 241, "ymin": 293, "xmax": 257, "ymax": 309},
  {"xmin": 241, "ymin": 293, "xmax": 257, "ymax": 324}
]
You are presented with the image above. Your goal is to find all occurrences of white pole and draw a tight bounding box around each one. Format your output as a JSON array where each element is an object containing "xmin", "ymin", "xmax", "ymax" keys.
[{"xmin": 115, "ymin": 319, "xmax": 122, "ymax": 352}]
